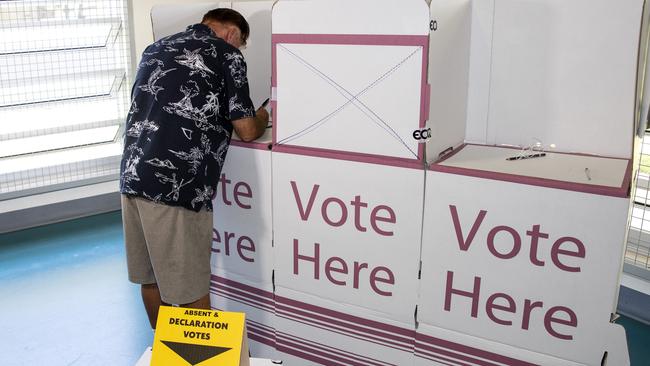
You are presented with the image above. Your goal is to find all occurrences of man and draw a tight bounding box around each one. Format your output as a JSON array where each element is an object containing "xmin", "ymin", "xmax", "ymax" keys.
[{"xmin": 119, "ymin": 8, "xmax": 268, "ymax": 330}]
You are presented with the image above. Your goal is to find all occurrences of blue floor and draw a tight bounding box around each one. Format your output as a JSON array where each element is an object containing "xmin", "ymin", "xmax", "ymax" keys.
[
  {"xmin": 0, "ymin": 212, "xmax": 151, "ymax": 366},
  {"xmin": 0, "ymin": 211, "xmax": 649, "ymax": 365}
]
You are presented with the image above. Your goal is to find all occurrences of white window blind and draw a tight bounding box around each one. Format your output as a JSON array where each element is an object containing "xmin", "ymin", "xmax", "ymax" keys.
[{"xmin": 0, "ymin": 0, "xmax": 131, "ymax": 199}]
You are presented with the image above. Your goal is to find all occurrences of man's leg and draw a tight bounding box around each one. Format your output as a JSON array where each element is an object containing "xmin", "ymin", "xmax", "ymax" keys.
[
  {"xmin": 141, "ymin": 283, "xmax": 169, "ymax": 329},
  {"xmin": 182, "ymin": 294, "xmax": 211, "ymax": 309}
]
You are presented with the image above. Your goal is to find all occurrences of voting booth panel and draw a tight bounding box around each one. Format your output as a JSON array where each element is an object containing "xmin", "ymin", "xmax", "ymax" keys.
[
  {"xmin": 212, "ymin": 139, "xmax": 273, "ymax": 283},
  {"xmin": 274, "ymin": 288, "xmax": 416, "ymax": 366},
  {"xmin": 419, "ymin": 153, "xmax": 632, "ymax": 365},
  {"xmin": 272, "ymin": 0, "xmax": 430, "ymax": 164},
  {"xmin": 271, "ymin": 150, "xmax": 424, "ymax": 364},
  {"xmin": 420, "ymin": 2, "xmax": 644, "ymax": 362},
  {"xmin": 151, "ymin": 1, "xmax": 273, "ymax": 107},
  {"xmin": 272, "ymin": 151, "xmax": 424, "ymax": 324},
  {"xmin": 428, "ymin": 0, "xmax": 647, "ymax": 161},
  {"xmin": 211, "ymin": 136, "xmax": 276, "ymax": 359},
  {"xmin": 414, "ymin": 323, "xmax": 591, "ymax": 366},
  {"xmin": 210, "ymin": 273, "xmax": 277, "ymax": 359},
  {"xmin": 425, "ymin": 0, "xmax": 472, "ymax": 161}
]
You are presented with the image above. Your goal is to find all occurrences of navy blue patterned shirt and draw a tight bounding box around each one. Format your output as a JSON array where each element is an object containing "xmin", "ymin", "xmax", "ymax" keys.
[{"xmin": 120, "ymin": 24, "xmax": 255, "ymax": 212}]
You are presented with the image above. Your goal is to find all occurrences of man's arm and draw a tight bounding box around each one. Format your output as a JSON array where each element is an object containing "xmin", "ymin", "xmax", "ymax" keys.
[{"xmin": 232, "ymin": 106, "xmax": 269, "ymax": 142}]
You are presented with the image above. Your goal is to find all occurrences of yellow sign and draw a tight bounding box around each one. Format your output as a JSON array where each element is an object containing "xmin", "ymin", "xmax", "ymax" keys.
[{"xmin": 151, "ymin": 306, "xmax": 250, "ymax": 366}]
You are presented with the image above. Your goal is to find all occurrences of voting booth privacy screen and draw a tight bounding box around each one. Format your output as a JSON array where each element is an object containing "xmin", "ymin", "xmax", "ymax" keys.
[{"xmin": 150, "ymin": 0, "xmax": 648, "ymax": 364}]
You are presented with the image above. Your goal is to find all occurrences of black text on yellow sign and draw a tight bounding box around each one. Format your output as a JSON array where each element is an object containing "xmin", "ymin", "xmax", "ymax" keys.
[{"xmin": 151, "ymin": 306, "xmax": 249, "ymax": 366}]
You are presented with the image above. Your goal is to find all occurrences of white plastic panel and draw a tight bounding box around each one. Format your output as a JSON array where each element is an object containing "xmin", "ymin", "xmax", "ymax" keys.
[
  {"xmin": 150, "ymin": 1, "xmax": 272, "ymax": 106},
  {"xmin": 420, "ymin": 169, "xmax": 631, "ymax": 365},
  {"xmin": 485, "ymin": 0, "xmax": 643, "ymax": 158},
  {"xmin": 272, "ymin": 0, "xmax": 429, "ymax": 36},
  {"xmin": 151, "ymin": 3, "xmax": 219, "ymax": 41},
  {"xmin": 275, "ymin": 42, "xmax": 424, "ymax": 159},
  {"xmin": 439, "ymin": 144, "xmax": 629, "ymax": 189},
  {"xmin": 426, "ymin": 0, "xmax": 472, "ymax": 162}
]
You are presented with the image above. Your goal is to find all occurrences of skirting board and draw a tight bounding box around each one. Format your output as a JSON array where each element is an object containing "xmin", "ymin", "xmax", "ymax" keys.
[
  {"xmin": 618, "ymin": 269, "xmax": 650, "ymax": 325},
  {"xmin": 0, "ymin": 180, "xmax": 121, "ymax": 234}
]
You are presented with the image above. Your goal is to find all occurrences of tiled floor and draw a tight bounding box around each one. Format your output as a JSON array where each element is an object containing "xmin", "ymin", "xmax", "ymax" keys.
[{"xmin": 0, "ymin": 211, "xmax": 649, "ymax": 365}]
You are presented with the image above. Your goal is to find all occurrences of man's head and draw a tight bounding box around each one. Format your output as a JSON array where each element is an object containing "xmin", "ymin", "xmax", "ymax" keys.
[{"xmin": 202, "ymin": 8, "xmax": 250, "ymax": 49}]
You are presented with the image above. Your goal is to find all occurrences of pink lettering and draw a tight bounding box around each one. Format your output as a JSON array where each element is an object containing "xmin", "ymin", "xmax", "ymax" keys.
[
  {"xmin": 449, "ymin": 205, "xmax": 487, "ymax": 251},
  {"xmin": 292, "ymin": 239, "xmax": 395, "ymax": 296},
  {"xmin": 290, "ymin": 181, "xmax": 396, "ymax": 236},
  {"xmin": 444, "ymin": 271, "xmax": 577, "ymax": 340}
]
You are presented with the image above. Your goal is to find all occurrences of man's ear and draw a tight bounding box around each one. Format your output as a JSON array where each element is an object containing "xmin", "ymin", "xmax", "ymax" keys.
[{"xmin": 224, "ymin": 26, "xmax": 237, "ymax": 46}]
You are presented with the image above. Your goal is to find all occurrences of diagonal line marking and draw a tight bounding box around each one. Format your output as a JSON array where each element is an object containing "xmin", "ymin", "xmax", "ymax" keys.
[
  {"xmin": 276, "ymin": 44, "xmax": 421, "ymax": 158},
  {"xmin": 278, "ymin": 45, "xmax": 411, "ymax": 148}
]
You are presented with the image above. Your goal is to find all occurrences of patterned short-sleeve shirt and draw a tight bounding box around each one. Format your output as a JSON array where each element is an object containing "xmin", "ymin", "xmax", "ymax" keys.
[{"xmin": 119, "ymin": 24, "xmax": 255, "ymax": 212}]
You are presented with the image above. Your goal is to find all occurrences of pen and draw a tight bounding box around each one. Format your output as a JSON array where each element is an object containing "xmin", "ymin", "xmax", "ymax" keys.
[{"xmin": 505, "ymin": 153, "xmax": 546, "ymax": 161}]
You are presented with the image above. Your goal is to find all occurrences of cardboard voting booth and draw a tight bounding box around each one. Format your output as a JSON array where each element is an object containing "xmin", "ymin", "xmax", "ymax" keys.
[
  {"xmin": 271, "ymin": 0, "xmax": 428, "ymax": 363},
  {"xmin": 418, "ymin": 0, "xmax": 648, "ymax": 364},
  {"xmin": 212, "ymin": 129, "xmax": 276, "ymax": 359},
  {"xmin": 147, "ymin": 0, "xmax": 647, "ymax": 364},
  {"xmin": 420, "ymin": 147, "xmax": 632, "ymax": 365},
  {"xmin": 271, "ymin": 150, "xmax": 424, "ymax": 365}
]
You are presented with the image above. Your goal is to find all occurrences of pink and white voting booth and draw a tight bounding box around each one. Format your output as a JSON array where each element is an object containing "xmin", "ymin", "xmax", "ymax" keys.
[
  {"xmin": 149, "ymin": 0, "xmax": 649, "ymax": 364},
  {"xmin": 418, "ymin": 0, "xmax": 648, "ymax": 365},
  {"xmin": 271, "ymin": 0, "xmax": 428, "ymax": 364}
]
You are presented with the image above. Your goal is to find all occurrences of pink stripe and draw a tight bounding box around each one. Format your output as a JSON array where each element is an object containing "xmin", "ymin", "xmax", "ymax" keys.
[
  {"xmin": 248, "ymin": 323, "xmax": 275, "ymax": 337},
  {"xmin": 276, "ymin": 304, "xmax": 412, "ymax": 351},
  {"xmin": 273, "ymin": 144, "xmax": 424, "ymax": 170},
  {"xmin": 211, "ymin": 275, "xmax": 274, "ymax": 299},
  {"xmin": 249, "ymin": 333, "xmax": 276, "ymax": 348},
  {"xmin": 271, "ymin": 34, "xmax": 278, "ymax": 145},
  {"xmin": 277, "ymin": 344, "xmax": 347, "ymax": 366},
  {"xmin": 248, "ymin": 319, "xmax": 275, "ymax": 332},
  {"xmin": 415, "ymin": 352, "xmax": 471, "ymax": 366},
  {"xmin": 230, "ymin": 139, "xmax": 272, "ymax": 151},
  {"xmin": 278, "ymin": 330, "xmax": 394, "ymax": 366},
  {"xmin": 211, "ymin": 288, "xmax": 273, "ymax": 313},
  {"xmin": 247, "ymin": 325, "xmax": 276, "ymax": 344},
  {"xmin": 276, "ymin": 295, "xmax": 414, "ymax": 338},
  {"xmin": 277, "ymin": 332, "xmax": 393, "ymax": 366},
  {"xmin": 271, "ymin": 33, "xmax": 428, "ymax": 165},
  {"xmin": 276, "ymin": 310, "xmax": 411, "ymax": 353},
  {"xmin": 431, "ymin": 144, "xmax": 631, "ymax": 198},
  {"xmin": 212, "ymin": 281, "xmax": 275, "ymax": 307},
  {"xmin": 212, "ymin": 282, "xmax": 274, "ymax": 307},
  {"xmin": 415, "ymin": 342, "xmax": 501, "ymax": 366},
  {"xmin": 210, "ymin": 289, "xmax": 270, "ymax": 313},
  {"xmin": 277, "ymin": 333, "xmax": 389, "ymax": 366},
  {"xmin": 416, "ymin": 332, "xmax": 539, "ymax": 366}
]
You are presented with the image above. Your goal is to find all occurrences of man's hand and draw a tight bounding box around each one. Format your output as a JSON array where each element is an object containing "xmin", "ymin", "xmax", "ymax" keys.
[{"xmin": 232, "ymin": 106, "xmax": 269, "ymax": 142}]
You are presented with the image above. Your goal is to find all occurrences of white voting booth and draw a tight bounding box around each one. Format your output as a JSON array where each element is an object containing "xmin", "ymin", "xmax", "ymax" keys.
[
  {"xmin": 419, "ymin": 0, "xmax": 647, "ymax": 365},
  {"xmin": 271, "ymin": 0, "xmax": 428, "ymax": 364},
  {"xmin": 146, "ymin": 0, "xmax": 648, "ymax": 365}
]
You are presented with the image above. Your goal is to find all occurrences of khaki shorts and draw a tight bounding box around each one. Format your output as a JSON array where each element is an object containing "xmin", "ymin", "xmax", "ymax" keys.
[{"xmin": 121, "ymin": 195, "xmax": 213, "ymax": 304}]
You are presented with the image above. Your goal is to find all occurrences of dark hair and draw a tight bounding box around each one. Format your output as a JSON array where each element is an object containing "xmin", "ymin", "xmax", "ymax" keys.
[{"xmin": 202, "ymin": 8, "xmax": 250, "ymax": 44}]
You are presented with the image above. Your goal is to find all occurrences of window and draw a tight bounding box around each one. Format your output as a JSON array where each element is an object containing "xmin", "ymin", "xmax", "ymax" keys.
[
  {"xmin": 627, "ymin": 131, "xmax": 650, "ymax": 273},
  {"xmin": 0, "ymin": 0, "xmax": 131, "ymax": 199}
]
